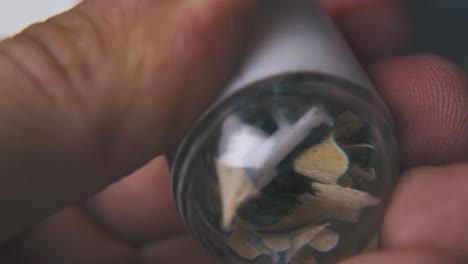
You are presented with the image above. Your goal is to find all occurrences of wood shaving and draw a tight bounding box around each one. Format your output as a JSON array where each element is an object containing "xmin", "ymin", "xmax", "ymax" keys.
[
  {"xmin": 216, "ymin": 162, "xmax": 259, "ymax": 230},
  {"xmin": 348, "ymin": 163, "xmax": 376, "ymax": 181},
  {"xmin": 230, "ymin": 224, "xmax": 333, "ymax": 262},
  {"xmin": 309, "ymin": 183, "xmax": 381, "ymax": 222},
  {"xmin": 308, "ymin": 228, "xmax": 340, "ymax": 252},
  {"xmin": 287, "ymin": 224, "xmax": 330, "ymax": 261},
  {"xmin": 293, "ymin": 134, "xmax": 349, "ymax": 185},
  {"xmin": 220, "ymin": 110, "xmax": 381, "ymax": 263},
  {"xmin": 260, "ymin": 232, "xmax": 291, "ymax": 252},
  {"xmin": 226, "ymin": 227, "xmax": 266, "ymax": 260},
  {"xmin": 260, "ymin": 183, "xmax": 380, "ymax": 231}
]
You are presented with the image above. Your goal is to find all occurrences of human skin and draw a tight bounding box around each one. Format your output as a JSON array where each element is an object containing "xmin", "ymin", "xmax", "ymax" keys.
[{"xmin": 0, "ymin": 0, "xmax": 467, "ymax": 263}]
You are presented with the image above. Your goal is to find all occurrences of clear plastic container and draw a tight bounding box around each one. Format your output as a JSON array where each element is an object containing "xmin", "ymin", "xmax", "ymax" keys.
[{"xmin": 171, "ymin": 1, "xmax": 398, "ymax": 263}]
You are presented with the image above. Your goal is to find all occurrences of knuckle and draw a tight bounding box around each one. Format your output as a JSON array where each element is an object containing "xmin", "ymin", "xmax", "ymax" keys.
[{"xmin": 0, "ymin": 10, "xmax": 117, "ymax": 166}]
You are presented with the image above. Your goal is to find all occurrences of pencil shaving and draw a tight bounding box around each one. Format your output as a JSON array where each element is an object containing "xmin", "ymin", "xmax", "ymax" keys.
[
  {"xmin": 218, "ymin": 110, "xmax": 382, "ymax": 262},
  {"xmin": 287, "ymin": 224, "xmax": 329, "ymax": 261},
  {"xmin": 256, "ymin": 181, "xmax": 381, "ymax": 233},
  {"xmin": 308, "ymin": 228, "xmax": 340, "ymax": 252},
  {"xmin": 216, "ymin": 162, "xmax": 259, "ymax": 230},
  {"xmin": 310, "ymin": 183, "xmax": 381, "ymax": 222},
  {"xmin": 348, "ymin": 164, "xmax": 376, "ymax": 181},
  {"xmin": 227, "ymin": 227, "xmax": 265, "ymax": 260},
  {"xmin": 231, "ymin": 224, "xmax": 334, "ymax": 262},
  {"xmin": 258, "ymin": 224, "xmax": 330, "ymax": 254},
  {"xmin": 293, "ymin": 134, "xmax": 349, "ymax": 185},
  {"xmin": 260, "ymin": 232, "xmax": 291, "ymax": 252}
]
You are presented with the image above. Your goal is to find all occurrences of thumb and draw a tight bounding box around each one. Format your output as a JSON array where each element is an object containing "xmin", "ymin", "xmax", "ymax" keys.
[{"xmin": 0, "ymin": 0, "xmax": 257, "ymax": 243}]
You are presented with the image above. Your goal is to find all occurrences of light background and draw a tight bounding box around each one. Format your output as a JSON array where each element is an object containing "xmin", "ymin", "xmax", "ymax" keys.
[{"xmin": 0, "ymin": 0, "xmax": 79, "ymax": 38}]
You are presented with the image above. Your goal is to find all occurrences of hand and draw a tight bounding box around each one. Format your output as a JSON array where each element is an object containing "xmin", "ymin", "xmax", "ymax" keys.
[{"xmin": 0, "ymin": 0, "xmax": 466, "ymax": 263}]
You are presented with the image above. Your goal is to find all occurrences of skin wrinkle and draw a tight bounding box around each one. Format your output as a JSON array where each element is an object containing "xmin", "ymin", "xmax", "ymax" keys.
[
  {"xmin": 413, "ymin": 70, "xmax": 439, "ymax": 151},
  {"xmin": 0, "ymin": 54, "xmax": 56, "ymax": 139},
  {"xmin": 0, "ymin": 4, "xmax": 135, "ymax": 241},
  {"xmin": 0, "ymin": 32, "xmax": 104, "ymax": 155},
  {"xmin": 442, "ymin": 70, "xmax": 468, "ymax": 153},
  {"xmin": 45, "ymin": 9, "xmax": 115, "ymax": 130},
  {"xmin": 101, "ymin": 0, "xmax": 258, "ymax": 175},
  {"xmin": 51, "ymin": 8, "xmax": 108, "ymax": 59},
  {"xmin": 0, "ymin": 44, "xmax": 83, "ymax": 151},
  {"xmin": 33, "ymin": 11, "xmax": 108, "ymax": 108},
  {"xmin": 415, "ymin": 77, "xmax": 434, "ymax": 153},
  {"xmin": 9, "ymin": 24, "xmax": 91, "ymax": 110},
  {"xmin": 75, "ymin": 2, "xmax": 141, "ymax": 121},
  {"xmin": 0, "ymin": 18, "xmax": 109, "ymax": 137},
  {"xmin": 421, "ymin": 60, "xmax": 468, "ymax": 158},
  {"xmin": 61, "ymin": 8, "xmax": 118, "ymax": 94},
  {"xmin": 0, "ymin": 40, "xmax": 55, "ymax": 102},
  {"xmin": 401, "ymin": 76, "xmax": 422, "ymax": 153},
  {"xmin": 372, "ymin": 54, "xmax": 468, "ymax": 166},
  {"xmin": 20, "ymin": 28, "xmax": 84, "ymax": 108}
]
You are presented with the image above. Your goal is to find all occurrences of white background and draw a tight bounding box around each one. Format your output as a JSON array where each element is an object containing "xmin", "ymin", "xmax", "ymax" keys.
[{"xmin": 0, "ymin": 0, "xmax": 79, "ymax": 38}]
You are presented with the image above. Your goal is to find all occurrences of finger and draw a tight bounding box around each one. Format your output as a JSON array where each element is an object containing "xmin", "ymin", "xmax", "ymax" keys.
[
  {"xmin": 339, "ymin": 250, "xmax": 465, "ymax": 264},
  {"xmin": 9, "ymin": 207, "xmax": 137, "ymax": 264},
  {"xmin": 382, "ymin": 164, "xmax": 468, "ymax": 257},
  {"xmin": 370, "ymin": 54, "xmax": 468, "ymax": 167},
  {"xmin": 321, "ymin": 0, "xmax": 411, "ymax": 61},
  {"xmin": 86, "ymin": 156, "xmax": 184, "ymax": 245},
  {"xmin": 140, "ymin": 234, "xmax": 218, "ymax": 264},
  {"xmin": 54, "ymin": 0, "xmax": 413, "ymax": 249},
  {"xmin": 79, "ymin": 50, "xmax": 468, "ymax": 249},
  {"xmin": 0, "ymin": 0, "xmax": 258, "ymax": 242}
]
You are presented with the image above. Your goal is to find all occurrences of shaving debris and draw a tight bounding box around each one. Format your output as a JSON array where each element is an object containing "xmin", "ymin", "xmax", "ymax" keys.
[
  {"xmin": 293, "ymin": 134, "xmax": 349, "ymax": 184},
  {"xmin": 229, "ymin": 224, "xmax": 335, "ymax": 262},
  {"xmin": 216, "ymin": 107, "xmax": 332, "ymax": 230},
  {"xmin": 348, "ymin": 164, "xmax": 376, "ymax": 181},
  {"xmin": 309, "ymin": 183, "xmax": 381, "ymax": 222},
  {"xmin": 216, "ymin": 162, "xmax": 259, "ymax": 229},
  {"xmin": 287, "ymin": 224, "xmax": 329, "ymax": 261},
  {"xmin": 258, "ymin": 184, "xmax": 380, "ymax": 231},
  {"xmin": 218, "ymin": 109, "xmax": 382, "ymax": 263},
  {"xmin": 308, "ymin": 228, "xmax": 340, "ymax": 252},
  {"xmin": 227, "ymin": 226, "xmax": 267, "ymax": 260}
]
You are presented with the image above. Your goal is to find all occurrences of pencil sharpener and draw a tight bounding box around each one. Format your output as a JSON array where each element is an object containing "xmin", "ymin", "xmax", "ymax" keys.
[{"xmin": 171, "ymin": 1, "xmax": 398, "ymax": 263}]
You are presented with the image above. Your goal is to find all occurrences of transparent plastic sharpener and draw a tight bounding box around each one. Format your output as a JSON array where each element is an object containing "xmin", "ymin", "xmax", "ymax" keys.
[{"xmin": 171, "ymin": 1, "xmax": 398, "ymax": 263}]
